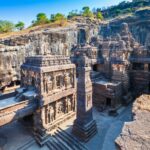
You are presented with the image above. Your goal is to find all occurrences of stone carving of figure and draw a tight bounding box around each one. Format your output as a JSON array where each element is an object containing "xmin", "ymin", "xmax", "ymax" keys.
[
  {"xmin": 65, "ymin": 98, "xmax": 68, "ymax": 113},
  {"xmin": 48, "ymin": 75, "xmax": 53, "ymax": 92},
  {"xmin": 65, "ymin": 97, "xmax": 72, "ymax": 113},
  {"xmin": 50, "ymin": 106, "xmax": 55, "ymax": 122},
  {"xmin": 57, "ymin": 101, "xmax": 64, "ymax": 115},
  {"xmin": 60, "ymin": 75, "xmax": 64, "ymax": 88},
  {"xmin": 47, "ymin": 105, "xmax": 55, "ymax": 123},
  {"xmin": 69, "ymin": 70, "xmax": 74, "ymax": 87},
  {"xmin": 56, "ymin": 75, "xmax": 63, "ymax": 89},
  {"xmin": 43, "ymin": 74, "xmax": 48, "ymax": 93},
  {"xmin": 68, "ymin": 98, "xmax": 72, "ymax": 112},
  {"xmin": 64, "ymin": 72, "xmax": 70, "ymax": 89}
]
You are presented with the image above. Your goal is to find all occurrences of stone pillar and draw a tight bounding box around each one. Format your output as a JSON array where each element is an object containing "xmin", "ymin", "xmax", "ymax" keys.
[{"xmin": 72, "ymin": 54, "xmax": 97, "ymax": 142}]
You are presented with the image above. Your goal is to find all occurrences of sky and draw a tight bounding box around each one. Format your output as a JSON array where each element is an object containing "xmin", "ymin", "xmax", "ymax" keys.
[{"xmin": 0, "ymin": 0, "xmax": 132, "ymax": 27}]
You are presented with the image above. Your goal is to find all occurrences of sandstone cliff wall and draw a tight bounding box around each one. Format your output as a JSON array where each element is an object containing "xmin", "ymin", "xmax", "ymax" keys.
[{"xmin": 0, "ymin": 23, "xmax": 99, "ymax": 89}]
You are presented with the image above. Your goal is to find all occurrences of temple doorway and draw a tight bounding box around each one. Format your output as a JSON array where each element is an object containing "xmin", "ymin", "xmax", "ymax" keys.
[
  {"xmin": 106, "ymin": 98, "xmax": 111, "ymax": 107},
  {"xmin": 78, "ymin": 29, "xmax": 86, "ymax": 44}
]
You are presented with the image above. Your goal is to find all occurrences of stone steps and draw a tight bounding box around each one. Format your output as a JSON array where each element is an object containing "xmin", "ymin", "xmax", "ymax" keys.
[
  {"xmin": 58, "ymin": 127, "xmax": 88, "ymax": 149},
  {"xmin": 46, "ymin": 127, "xmax": 88, "ymax": 150},
  {"xmin": 54, "ymin": 132, "xmax": 76, "ymax": 150},
  {"xmin": 53, "ymin": 133, "xmax": 71, "ymax": 150},
  {"xmin": 73, "ymin": 120, "xmax": 97, "ymax": 142},
  {"xmin": 16, "ymin": 138, "xmax": 35, "ymax": 150}
]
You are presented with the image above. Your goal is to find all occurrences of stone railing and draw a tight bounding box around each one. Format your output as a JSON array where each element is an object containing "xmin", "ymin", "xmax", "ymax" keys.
[{"xmin": 24, "ymin": 55, "xmax": 71, "ymax": 67}]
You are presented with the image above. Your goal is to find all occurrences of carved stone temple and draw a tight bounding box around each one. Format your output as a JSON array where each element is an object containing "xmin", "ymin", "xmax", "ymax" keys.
[
  {"xmin": 1, "ymin": 8, "xmax": 150, "ymax": 149},
  {"xmin": 0, "ymin": 54, "xmax": 76, "ymax": 146},
  {"xmin": 72, "ymin": 53, "xmax": 97, "ymax": 142},
  {"xmin": 21, "ymin": 55, "xmax": 76, "ymax": 145}
]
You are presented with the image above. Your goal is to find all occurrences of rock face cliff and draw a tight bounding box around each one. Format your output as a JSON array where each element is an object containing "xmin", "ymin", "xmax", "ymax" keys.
[
  {"xmin": 100, "ymin": 9, "xmax": 150, "ymax": 50},
  {"xmin": 0, "ymin": 22, "xmax": 99, "ymax": 89},
  {"xmin": 0, "ymin": 26, "xmax": 76, "ymax": 89},
  {"xmin": 115, "ymin": 94, "xmax": 150, "ymax": 150}
]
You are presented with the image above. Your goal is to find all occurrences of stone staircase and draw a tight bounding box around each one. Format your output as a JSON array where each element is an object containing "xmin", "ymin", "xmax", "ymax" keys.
[
  {"xmin": 16, "ymin": 138, "xmax": 36, "ymax": 150},
  {"xmin": 46, "ymin": 127, "xmax": 88, "ymax": 150}
]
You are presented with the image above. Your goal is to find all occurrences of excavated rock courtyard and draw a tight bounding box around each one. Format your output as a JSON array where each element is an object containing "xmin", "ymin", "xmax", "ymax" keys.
[{"xmin": 0, "ymin": 104, "xmax": 133, "ymax": 150}]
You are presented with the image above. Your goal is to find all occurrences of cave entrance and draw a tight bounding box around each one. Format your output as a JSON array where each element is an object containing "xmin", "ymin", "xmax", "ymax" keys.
[
  {"xmin": 106, "ymin": 98, "xmax": 111, "ymax": 107},
  {"xmin": 16, "ymin": 80, "xmax": 20, "ymax": 86},
  {"xmin": 78, "ymin": 29, "xmax": 86, "ymax": 44},
  {"xmin": 22, "ymin": 114, "xmax": 34, "ymax": 128},
  {"xmin": 93, "ymin": 64, "xmax": 99, "ymax": 72}
]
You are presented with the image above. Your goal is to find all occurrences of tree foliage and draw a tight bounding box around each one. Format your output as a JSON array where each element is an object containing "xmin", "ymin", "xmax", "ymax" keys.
[
  {"xmin": 0, "ymin": 20, "xmax": 14, "ymax": 33},
  {"xmin": 68, "ymin": 10, "xmax": 79, "ymax": 18},
  {"xmin": 15, "ymin": 21, "xmax": 25, "ymax": 30},
  {"xmin": 99, "ymin": 0, "xmax": 149, "ymax": 18},
  {"xmin": 82, "ymin": 6, "xmax": 94, "ymax": 18},
  {"xmin": 50, "ymin": 13, "xmax": 67, "ymax": 26},
  {"xmin": 52, "ymin": 13, "xmax": 66, "ymax": 22},
  {"xmin": 32, "ymin": 13, "xmax": 49, "ymax": 25},
  {"xmin": 97, "ymin": 11, "xmax": 104, "ymax": 20}
]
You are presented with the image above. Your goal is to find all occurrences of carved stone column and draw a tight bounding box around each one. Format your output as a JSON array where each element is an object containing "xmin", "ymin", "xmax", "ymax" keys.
[{"xmin": 72, "ymin": 54, "xmax": 97, "ymax": 142}]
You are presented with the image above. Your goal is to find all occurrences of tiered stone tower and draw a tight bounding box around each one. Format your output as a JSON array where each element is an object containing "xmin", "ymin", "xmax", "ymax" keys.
[
  {"xmin": 21, "ymin": 55, "xmax": 76, "ymax": 145},
  {"xmin": 72, "ymin": 54, "xmax": 97, "ymax": 142}
]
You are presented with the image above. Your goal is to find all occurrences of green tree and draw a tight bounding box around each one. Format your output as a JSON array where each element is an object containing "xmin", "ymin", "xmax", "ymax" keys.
[
  {"xmin": 15, "ymin": 21, "xmax": 25, "ymax": 30},
  {"xmin": 97, "ymin": 11, "xmax": 104, "ymax": 20},
  {"xmin": 68, "ymin": 10, "xmax": 79, "ymax": 18},
  {"xmin": 115, "ymin": 9, "xmax": 122, "ymax": 15},
  {"xmin": 53, "ymin": 13, "xmax": 66, "ymax": 22},
  {"xmin": 82, "ymin": 6, "xmax": 94, "ymax": 18},
  {"xmin": 33, "ymin": 13, "xmax": 49, "ymax": 25},
  {"xmin": 0, "ymin": 20, "xmax": 14, "ymax": 33}
]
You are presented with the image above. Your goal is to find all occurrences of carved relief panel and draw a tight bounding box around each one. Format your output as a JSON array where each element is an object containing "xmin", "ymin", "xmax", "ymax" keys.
[
  {"xmin": 42, "ymin": 68, "xmax": 75, "ymax": 95},
  {"xmin": 44, "ymin": 94, "xmax": 75, "ymax": 125},
  {"xmin": 43, "ymin": 73, "xmax": 54, "ymax": 94},
  {"xmin": 21, "ymin": 69, "xmax": 40, "ymax": 91},
  {"xmin": 45, "ymin": 103, "xmax": 55, "ymax": 124}
]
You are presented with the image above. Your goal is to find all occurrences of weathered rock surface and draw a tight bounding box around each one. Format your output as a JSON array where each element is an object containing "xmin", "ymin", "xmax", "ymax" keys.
[
  {"xmin": 100, "ymin": 8, "xmax": 150, "ymax": 49},
  {"xmin": 0, "ymin": 22, "xmax": 99, "ymax": 89},
  {"xmin": 0, "ymin": 26, "xmax": 76, "ymax": 88},
  {"xmin": 115, "ymin": 94, "xmax": 150, "ymax": 150}
]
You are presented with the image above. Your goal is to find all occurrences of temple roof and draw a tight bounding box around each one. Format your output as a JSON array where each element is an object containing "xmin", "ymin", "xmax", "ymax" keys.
[{"xmin": 23, "ymin": 55, "xmax": 71, "ymax": 67}]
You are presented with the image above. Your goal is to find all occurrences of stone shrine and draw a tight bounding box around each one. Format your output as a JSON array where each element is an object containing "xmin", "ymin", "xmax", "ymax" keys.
[{"xmin": 21, "ymin": 55, "xmax": 76, "ymax": 145}]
